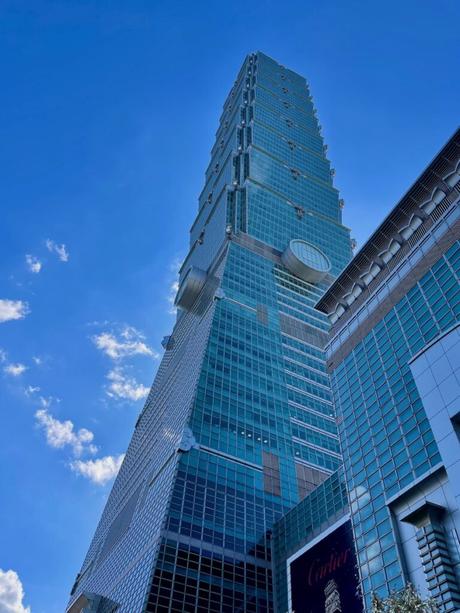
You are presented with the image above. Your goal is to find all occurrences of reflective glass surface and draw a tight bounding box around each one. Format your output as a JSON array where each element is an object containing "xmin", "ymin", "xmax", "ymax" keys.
[
  {"xmin": 330, "ymin": 239, "xmax": 460, "ymax": 609},
  {"xmin": 68, "ymin": 51, "xmax": 352, "ymax": 613}
]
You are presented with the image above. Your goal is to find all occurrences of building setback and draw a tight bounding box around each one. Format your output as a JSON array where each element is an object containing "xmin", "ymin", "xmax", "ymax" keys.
[
  {"xmin": 315, "ymin": 129, "xmax": 460, "ymax": 612},
  {"xmin": 66, "ymin": 52, "xmax": 352, "ymax": 613}
]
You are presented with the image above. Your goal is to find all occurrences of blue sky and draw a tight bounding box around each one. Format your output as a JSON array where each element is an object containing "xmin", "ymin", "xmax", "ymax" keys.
[{"xmin": 0, "ymin": 1, "xmax": 458, "ymax": 611}]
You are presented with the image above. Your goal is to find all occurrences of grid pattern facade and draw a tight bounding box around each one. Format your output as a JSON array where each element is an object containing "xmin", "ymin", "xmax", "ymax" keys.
[
  {"xmin": 327, "ymin": 206, "xmax": 460, "ymax": 611},
  {"xmin": 272, "ymin": 470, "xmax": 349, "ymax": 613},
  {"xmin": 67, "ymin": 260, "xmax": 225, "ymax": 612},
  {"xmin": 67, "ymin": 51, "xmax": 351, "ymax": 613}
]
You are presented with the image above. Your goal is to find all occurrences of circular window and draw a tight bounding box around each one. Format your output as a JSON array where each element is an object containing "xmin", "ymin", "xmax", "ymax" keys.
[{"xmin": 281, "ymin": 240, "xmax": 331, "ymax": 283}]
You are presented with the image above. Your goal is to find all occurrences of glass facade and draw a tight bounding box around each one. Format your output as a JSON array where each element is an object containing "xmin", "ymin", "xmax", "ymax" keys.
[
  {"xmin": 332, "ymin": 241, "xmax": 460, "ymax": 608},
  {"xmin": 317, "ymin": 132, "xmax": 460, "ymax": 612},
  {"xmin": 272, "ymin": 469, "xmax": 349, "ymax": 612},
  {"xmin": 66, "ymin": 51, "xmax": 352, "ymax": 613}
]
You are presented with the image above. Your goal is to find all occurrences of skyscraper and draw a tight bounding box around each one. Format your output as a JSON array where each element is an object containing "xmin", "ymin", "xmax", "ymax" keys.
[{"xmin": 67, "ymin": 52, "xmax": 352, "ymax": 613}]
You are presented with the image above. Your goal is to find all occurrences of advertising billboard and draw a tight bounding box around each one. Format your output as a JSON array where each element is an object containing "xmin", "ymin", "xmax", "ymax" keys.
[{"xmin": 289, "ymin": 520, "xmax": 363, "ymax": 613}]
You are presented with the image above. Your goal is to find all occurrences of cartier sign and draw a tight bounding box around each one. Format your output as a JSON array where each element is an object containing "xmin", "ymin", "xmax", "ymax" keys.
[{"xmin": 289, "ymin": 520, "xmax": 363, "ymax": 613}]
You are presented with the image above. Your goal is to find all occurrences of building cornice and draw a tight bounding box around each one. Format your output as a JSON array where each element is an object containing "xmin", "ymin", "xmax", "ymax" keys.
[{"xmin": 316, "ymin": 128, "xmax": 460, "ymax": 327}]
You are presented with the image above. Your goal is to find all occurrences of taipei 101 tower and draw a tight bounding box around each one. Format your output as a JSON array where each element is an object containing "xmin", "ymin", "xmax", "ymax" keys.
[{"xmin": 67, "ymin": 52, "xmax": 352, "ymax": 613}]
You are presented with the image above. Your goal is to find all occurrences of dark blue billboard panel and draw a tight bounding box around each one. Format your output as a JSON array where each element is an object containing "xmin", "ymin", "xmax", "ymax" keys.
[{"xmin": 289, "ymin": 520, "xmax": 363, "ymax": 613}]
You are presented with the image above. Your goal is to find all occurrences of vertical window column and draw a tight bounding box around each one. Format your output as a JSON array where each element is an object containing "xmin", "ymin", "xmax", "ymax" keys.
[{"xmin": 402, "ymin": 502, "xmax": 460, "ymax": 612}]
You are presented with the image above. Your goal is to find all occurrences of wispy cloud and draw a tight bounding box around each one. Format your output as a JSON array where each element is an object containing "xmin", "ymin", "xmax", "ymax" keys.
[
  {"xmin": 166, "ymin": 257, "xmax": 182, "ymax": 315},
  {"xmin": 0, "ymin": 568, "xmax": 30, "ymax": 613},
  {"xmin": 25, "ymin": 385, "xmax": 40, "ymax": 396},
  {"xmin": 1, "ymin": 350, "xmax": 30, "ymax": 378},
  {"xmin": 46, "ymin": 239, "xmax": 69, "ymax": 262},
  {"xmin": 106, "ymin": 367, "xmax": 149, "ymax": 401},
  {"xmin": 35, "ymin": 408, "xmax": 97, "ymax": 457},
  {"xmin": 0, "ymin": 300, "xmax": 29, "ymax": 324},
  {"xmin": 167, "ymin": 280, "xmax": 179, "ymax": 315},
  {"xmin": 91, "ymin": 324, "xmax": 155, "ymax": 404},
  {"xmin": 38, "ymin": 395, "xmax": 54, "ymax": 409},
  {"xmin": 93, "ymin": 326, "xmax": 158, "ymax": 360},
  {"xmin": 33, "ymin": 396, "xmax": 126, "ymax": 486},
  {"xmin": 70, "ymin": 454, "xmax": 125, "ymax": 485},
  {"xmin": 4, "ymin": 363, "xmax": 27, "ymax": 377},
  {"xmin": 25, "ymin": 254, "xmax": 42, "ymax": 274},
  {"xmin": 32, "ymin": 356, "xmax": 42, "ymax": 366}
]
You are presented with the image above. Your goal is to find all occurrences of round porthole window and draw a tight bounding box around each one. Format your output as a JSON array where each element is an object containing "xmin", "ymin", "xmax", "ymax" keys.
[{"xmin": 281, "ymin": 239, "xmax": 331, "ymax": 283}]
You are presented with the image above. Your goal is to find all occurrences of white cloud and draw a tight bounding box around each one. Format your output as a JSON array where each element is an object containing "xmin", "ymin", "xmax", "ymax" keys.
[
  {"xmin": 35, "ymin": 409, "xmax": 97, "ymax": 457},
  {"xmin": 166, "ymin": 257, "xmax": 182, "ymax": 315},
  {"xmin": 70, "ymin": 454, "xmax": 125, "ymax": 485},
  {"xmin": 167, "ymin": 280, "xmax": 179, "ymax": 315},
  {"xmin": 1, "ymin": 351, "xmax": 28, "ymax": 377},
  {"xmin": 4, "ymin": 363, "xmax": 27, "ymax": 377},
  {"xmin": 106, "ymin": 368, "xmax": 149, "ymax": 401},
  {"xmin": 38, "ymin": 396, "xmax": 52, "ymax": 409},
  {"xmin": 0, "ymin": 569, "xmax": 30, "ymax": 613},
  {"xmin": 25, "ymin": 386, "xmax": 40, "ymax": 396},
  {"xmin": 25, "ymin": 255, "xmax": 42, "ymax": 274},
  {"xmin": 0, "ymin": 300, "xmax": 29, "ymax": 324},
  {"xmin": 46, "ymin": 239, "xmax": 69, "ymax": 262},
  {"xmin": 31, "ymin": 357, "xmax": 42, "ymax": 366},
  {"xmin": 93, "ymin": 326, "xmax": 158, "ymax": 360}
]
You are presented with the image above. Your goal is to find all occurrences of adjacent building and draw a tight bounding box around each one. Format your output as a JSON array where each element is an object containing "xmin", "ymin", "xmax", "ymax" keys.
[
  {"xmin": 67, "ymin": 52, "xmax": 353, "ymax": 613},
  {"xmin": 272, "ymin": 468, "xmax": 360, "ymax": 613},
  {"xmin": 315, "ymin": 129, "xmax": 460, "ymax": 612}
]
